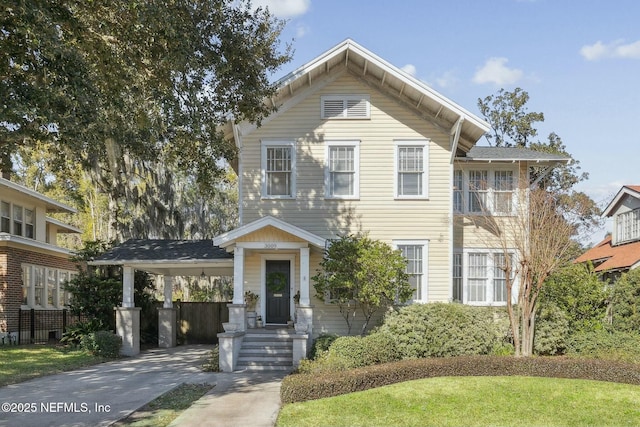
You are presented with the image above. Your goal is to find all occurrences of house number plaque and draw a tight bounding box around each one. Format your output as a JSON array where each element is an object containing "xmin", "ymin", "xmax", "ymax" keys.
[{"xmin": 264, "ymin": 243, "xmax": 278, "ymax": 249}]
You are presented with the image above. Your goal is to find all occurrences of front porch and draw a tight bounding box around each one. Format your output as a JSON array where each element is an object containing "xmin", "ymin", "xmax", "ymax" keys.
[{"xmin": 91, "ymin": 216, "xmax": 326, "ymax": 372}]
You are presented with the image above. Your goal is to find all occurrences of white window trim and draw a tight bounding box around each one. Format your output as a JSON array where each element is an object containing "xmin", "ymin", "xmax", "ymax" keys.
[
  {"xmin": 324, "ymin": 140, "xmax": 360, "ymax": 200},
  {"xmin": 454, "ymin": 168, "xmax": 519, "ymax": 216},
  {"xmin": 456, "ymin": 248, "xmax": 518, "ymax": 306},
  {"xmin": 1, "ymin": 200, "xmax": 36, "ymax": 238},
  {"xmin": 393, "ymin": 240, "xmax": 429, "ymax": 303},
  {"xmin": 261, "ymin": 140, "xmax": 296, "ymax": 199},
  {"xmin": 615, "ymin": 208, "xmax": 640, "ymax": 245},
  {"xmin": 21, "ymin": 264, "xmax": 76, "ymax": 309},
  {"xmin": 394, "ymin": 140, "xmax": 429, "ymax": 200},
  {"xmin": 321, "ymin": 94, "xmax": 370, "ymax": 119}
]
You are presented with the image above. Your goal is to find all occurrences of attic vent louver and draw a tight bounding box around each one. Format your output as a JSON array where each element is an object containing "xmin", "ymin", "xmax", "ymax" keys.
[{"xmin": 321, "ymin": 95, "xmax": 370, "ymax": 119}]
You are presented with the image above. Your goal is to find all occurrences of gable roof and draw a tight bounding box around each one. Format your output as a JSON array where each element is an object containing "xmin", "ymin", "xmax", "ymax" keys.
[
  {"xmin": 602, "ymin": 185, "xmax": 640, "ymax": 217},
  {"xmin": 575, "ymin": 235, "xmax": 640, "ymax": 272},
  {"xmin": 232, "ymin": 39, "xmax": 490, "ymax": 152},
  {"xmin": 213, "ymin": 216, "xmax": 326, "ymax": 249},
  {"xmin": 458, "ymin": 147, "xmax": 571, "ymax": 164},
  {"xmin": 0, "ymin": 177, "xmax": 76, "ymax": 213}
]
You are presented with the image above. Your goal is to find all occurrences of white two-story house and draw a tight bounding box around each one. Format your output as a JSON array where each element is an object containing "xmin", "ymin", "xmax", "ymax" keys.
[
  {"xmin": 576, "ymin": 185, "xmax": 640, "ymax": 279},
  {"xmin": 0, "ymin": 177, "xmax": 80, "ymax": 342},
  {"xmin": 96, "ymin": 40, "xmax": 568, "ymax": 369}
]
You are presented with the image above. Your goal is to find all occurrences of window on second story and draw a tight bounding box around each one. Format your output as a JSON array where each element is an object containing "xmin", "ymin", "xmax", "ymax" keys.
[
  {"xmin": 261, "ymin": 141, "xmax": 296, "ymax": 198},
  {"xmin": 395, "ymin": 141, "xmax": 429, "ymax": 199},
  {"xmin": 617, "ymin": 208, "xmax": 640, "ymax": 244},
  {"xmin": 454, "ymin": 169, "xmax": 517, "ymax": 215},
  {"xmin": 325, "ymin": 141, "xmax": 360, "ymax": 199},
  {"xmin": 13, "ymin": 204, "xmax": 23, "ymax": 236},
  {"xmin": 1, "ymin": 201, "xmax": 9, "ymax": 233}
]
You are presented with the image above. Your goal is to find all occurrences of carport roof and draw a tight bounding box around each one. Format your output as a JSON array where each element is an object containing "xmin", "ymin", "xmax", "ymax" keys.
[{"xmin": 89, "ymin": 239, "xmax": 234, "ymax": 276}]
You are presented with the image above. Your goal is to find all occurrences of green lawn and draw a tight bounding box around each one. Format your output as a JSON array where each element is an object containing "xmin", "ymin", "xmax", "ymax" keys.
[
  {"xmin": 277, "ymin": 375, "xmax": 640, "ymax": 427},
  {"xmin": 0, "ymin": 345, "xmax": 103, "ymax": 387}
]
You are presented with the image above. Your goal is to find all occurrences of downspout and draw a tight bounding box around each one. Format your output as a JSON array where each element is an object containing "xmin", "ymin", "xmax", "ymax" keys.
[
  {"xmin": 448, "ymin": 116, "xmax": 464, "ymax": 301},
  {"xmin": 231, "ymin": 120, "xmax": 244, "ymax": 226}
]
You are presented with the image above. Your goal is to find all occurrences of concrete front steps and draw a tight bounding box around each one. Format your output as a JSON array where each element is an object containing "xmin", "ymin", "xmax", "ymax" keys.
[{"xmin": 236, "ymin": 327, "xmax": 295, "ymax": 372}]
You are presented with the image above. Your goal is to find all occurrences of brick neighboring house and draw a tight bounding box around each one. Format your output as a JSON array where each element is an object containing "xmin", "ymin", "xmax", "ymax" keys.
[
  {"xmin": 576, "ymin": 185, "xmax": 640, "ymax": 280},
  {"xmin": 0, "ymin": 177, "xmax": 80, "ymax": 341}
]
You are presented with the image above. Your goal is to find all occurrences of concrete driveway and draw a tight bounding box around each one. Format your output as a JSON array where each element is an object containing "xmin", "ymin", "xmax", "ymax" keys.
[{"xmin": 0, "ymin": 345, "xmax": 285, "ymax": 427}]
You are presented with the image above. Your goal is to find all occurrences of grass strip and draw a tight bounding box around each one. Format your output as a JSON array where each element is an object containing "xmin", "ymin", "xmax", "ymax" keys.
[{"xmin": 112, "ymin": 383, "xmax": 213, "ymax": 427}]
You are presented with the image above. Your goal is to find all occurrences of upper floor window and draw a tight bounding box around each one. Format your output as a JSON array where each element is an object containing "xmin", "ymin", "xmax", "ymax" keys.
[
  {"xmin": 325, "ymin": 141, "xmax": 360, "ymax": 199},
  {"xmin": 321, "ymin": 95, "xmax": 370, "ymax": 119},
  {"xmin": 454, "ymin": 169, "xmax": 517, "ymax": 215},
  {"xmin": 1, "ymin": 200, "xmax": 35, "ymax": 238},
  {"xmin": 616, "ymin": 208, "xmax": 640, "ymax": 244},
  {"xmin": 261, "ymin": 141, "xmax": 296, "ymax": 198},
  {"xmin": 395, "ymin": 141, "xmax": 429, "ymax": 199}
]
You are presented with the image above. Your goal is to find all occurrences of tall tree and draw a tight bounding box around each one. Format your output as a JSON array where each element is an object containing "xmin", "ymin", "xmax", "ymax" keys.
[{"xmin": 2, "ymin": 0, "xmax": 291, "ymax": 239}]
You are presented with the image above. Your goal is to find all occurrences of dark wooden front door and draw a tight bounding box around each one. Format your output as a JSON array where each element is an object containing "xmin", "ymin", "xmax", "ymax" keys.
[{"xmin": 265, "ymin": 260, "xmax": 290, "ymax": 324}]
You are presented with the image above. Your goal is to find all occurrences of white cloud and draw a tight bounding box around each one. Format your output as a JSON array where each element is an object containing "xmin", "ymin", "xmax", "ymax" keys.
[
  {"xmin": 580, "ymin": 39, "xmax": 640, "ymax": 61},
  {"xmin": 435, "ymin": 70, "xmax": 459, "ymax": 89},
  {"xmin": 295, "ymin": 24, "xmax": 310, "ymax": 38},
  {"xmin": 251, "ymin": 0, "xmax": 311, "ymax": 18},
  {"xmin": 472, "ymin": 57, "xmax": 523, "ymax": 86},
  {"xmin": 401, "ymin": 64, "xmax": 417, "ymax": 77}
]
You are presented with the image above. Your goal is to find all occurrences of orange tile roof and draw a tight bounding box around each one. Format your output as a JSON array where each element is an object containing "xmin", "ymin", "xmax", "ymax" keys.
[
  {"xmin": 627, "ymin": 185, "xmax": 640, "ymax": 192},
  {"xmin": 576, "ymin": 235, "xmax": 640, "ymax": 272}
]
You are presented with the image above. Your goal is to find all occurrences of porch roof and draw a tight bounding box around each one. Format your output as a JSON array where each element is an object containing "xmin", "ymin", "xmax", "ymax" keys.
[{"xmin": 89, "ymin": 239, "xmax": 234, "ymax": 276}]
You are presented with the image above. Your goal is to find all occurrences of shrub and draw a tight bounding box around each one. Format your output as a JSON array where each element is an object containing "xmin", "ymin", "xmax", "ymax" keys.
[
  {"xmin": 80, "ymin": 331, "xmax": 121, "ymax": 358},
  {"xmin": 281, "ymin": 356, "xmax": 640, "ymax": 404},
  {"xmin": 309, "ymin": 333, "xmax": 339, "ymax": 360},
  {"xmin": 61, "ymin": 319, "xmax": 107, "ymax": 347},
  {"xmin": 534, "ymin": 303, "xmax": 569, "ymax": 355},
  {"xmin": 202, "ymin": 345, "xmax": 220, "ymax": 372},
  {"xmin": 566, "ymin": 329, "xmax": 640, "ymax": 363},
  {"xmin": 376, "ymin": 303, "xmax": 499, "ymax": 358},
  {"xmin": 610, "ymin": 269, "xmax": 640, "ymax": 333}
]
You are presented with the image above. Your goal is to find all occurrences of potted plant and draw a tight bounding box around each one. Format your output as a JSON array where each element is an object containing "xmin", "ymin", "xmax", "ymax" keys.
[
  {"xmin": 293, "ymin": 290, "xmax": 300, "ymax": 306},
  {"xmin": 256, "ymin": 315, "xmax": 263, "ymax": 328},
  {"xmin": 244, "ymin": 290, "xmax": 259, "ymax": 311}
]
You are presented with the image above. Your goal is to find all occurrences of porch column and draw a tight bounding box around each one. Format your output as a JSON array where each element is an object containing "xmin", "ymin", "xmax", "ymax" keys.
[
  {"xmin": 116, "ymin": 266, "xmax": 140, "ymax": 356},
  {"xmin": 158, "ymin": 275, "xmax": 176, "ymax": 348},
  {"xmin": 299, "ymin": 247, "xmax": 311, "ymax": 305},
  {"xmin": 228, "ymin": 247, "xmax": 246, "ymax": 332}
]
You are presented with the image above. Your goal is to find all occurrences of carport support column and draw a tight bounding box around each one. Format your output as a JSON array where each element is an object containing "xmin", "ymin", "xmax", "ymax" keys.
[
  {"xmin": 158, "ymin": 275, "xmax": 176, "ymax": 348},
  {"xmin": 116, "ymin": 266, "xmax": 140, "ymax": 356}
]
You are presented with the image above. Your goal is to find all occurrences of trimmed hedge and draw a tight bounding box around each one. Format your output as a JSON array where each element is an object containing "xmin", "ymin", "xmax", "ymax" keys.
[
  {"xmin": 80, "ymin": 331, "xmax": 121, "ymax": 358},
  {"xmin": 281, "ymin": 356, "xmax": 640, "ymax": 404}
]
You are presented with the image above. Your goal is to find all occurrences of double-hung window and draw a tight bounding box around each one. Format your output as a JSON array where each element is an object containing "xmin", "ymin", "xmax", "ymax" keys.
[
  {"xmin": 1, "ymin": 201, "xmax": 9, "ymax": 233},
  {"xmin": 468, "ymin": 171, "xmax": 488, "ymax": 213},
  {"xmin": 0, "ymin": 201, "xmax": 35, "ymax": 238},
  {"xmin": 453, "ymin": 170, "xmax": 464, "ymax": 213},
  {"xmin": 261, "ymin": 141, "xmax": 296, "ymax": 198},
  {"xmin": 13, "ymin": 204, "xmax": 23, "ymax": 236},
  {"xmin": 494, "ymin": 171, "xmax": 514, "ymax": 214},
  {"xmin": 456, "ymin": 250, "xmax": 516, "ymax": 305},
  {"xmin": 395, "ymin": 240, "xmax": 429, "ymax": 303},
  {"xmin": 22, "ymin": 264, "xmax": 76, "ymax": 308},
  {"xmin": 395, "ymin": 141, "xmax": 429, "ymax": 198},
  {"xmin": 326, "ymin": 141, "xmax": 359, "ymax": 199},
  {"xmin": 616, "ymin": 208, "xmax": 640, "ymax": 244}
]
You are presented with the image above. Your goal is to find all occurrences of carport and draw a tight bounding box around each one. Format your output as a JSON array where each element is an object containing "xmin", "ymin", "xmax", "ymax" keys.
[{"xmin": 90, "ymin": 239, "xmax": 234, "ymax": 356}]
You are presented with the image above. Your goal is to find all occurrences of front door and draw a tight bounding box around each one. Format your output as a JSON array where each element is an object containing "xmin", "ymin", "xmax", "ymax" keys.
[{"xmin": 265, "ymin": 260, "xmax": 290, "ymax": 324}]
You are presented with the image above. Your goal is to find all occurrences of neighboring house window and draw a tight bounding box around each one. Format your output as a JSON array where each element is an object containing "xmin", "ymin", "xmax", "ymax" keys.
[
  {"xmin": 617, "ymin": 208, "xmax": 640, "ymax": 244},
  {"xmin": 462, "ymin": 250, "xmax": 516, "ymax": 305},
  {"xmin": 321, "ymin": 95, "xmax": 370, "ymax": 119},
  {"xmin": 22, "ymin": 264, "xmax": 76, "ymax": 308},
  {"xmin": 1, "ymin": 201, "xmax": 9, "ymax": 233},
  {"xmin": 0, "ymin": 201, "xmax": 35, "ymax": 238},
  {"xmin": 453, "ymin": 170, "xmax": 463, "ymax": 213},
  {"xmin": 13, "ymin": 204, "xmax": 23, "ymax": 236},
  {"xmin": 452, "ymin": 252, "xmax": 463, "ymax": 302},
  {"xmin": 395, "ymin": 240, "xmax": 429, "ymax": 302},
  {"xmin": 325, "ymin": 141, "xmax": 360, "ymax": 199},
  {"xmin": 395, "ymin": 141, "xmax": 429, "ymax": 198},
  {"xmin": 261, "ymin": 141, "xmax": 296, "ymax": 198}
]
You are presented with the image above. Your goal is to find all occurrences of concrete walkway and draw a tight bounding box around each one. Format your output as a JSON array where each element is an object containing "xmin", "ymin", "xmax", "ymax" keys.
[{"xmin": 0, "ymin": 345, "xmax": 285, "ymax": 427}]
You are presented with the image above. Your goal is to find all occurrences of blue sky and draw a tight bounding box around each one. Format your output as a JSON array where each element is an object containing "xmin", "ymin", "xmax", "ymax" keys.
[{"xmin": 254, "ymin": 0, "xmax": 640, "ymax": 243}]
